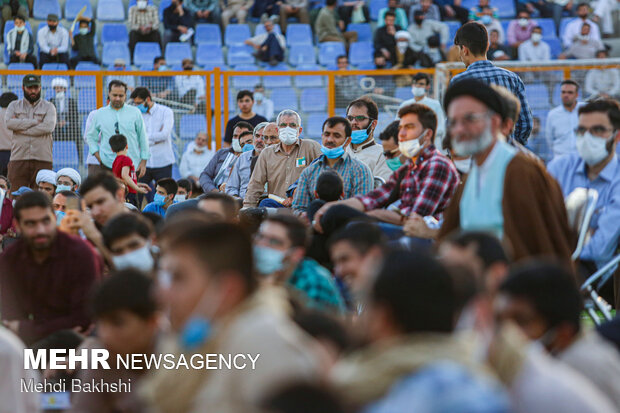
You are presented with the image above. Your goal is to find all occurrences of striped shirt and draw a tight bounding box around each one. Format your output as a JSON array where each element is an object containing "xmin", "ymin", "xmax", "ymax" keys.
[
  {"xmin": 292, "ymin": 152, "xmax": 374, "ymax": 213},
  {"xmin": 451, "ymin": 60, "xmax": 533, "ymax": 145},
  {"xmin": 128, "ymin": 5, "xmax": 160, "ymax": 31}
]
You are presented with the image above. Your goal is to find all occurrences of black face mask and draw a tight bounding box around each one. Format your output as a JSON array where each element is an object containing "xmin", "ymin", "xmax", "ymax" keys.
[
  {"xmin": 48, "ymin": 24, "xmax": 57, "ymax": 31},
  {"xmin": 183, "ymin": 66, "xmax": 193, "ymax": 71},
  {"xmin": 415, "ymin": 17, "xmax": 424, "ymax": 25}
]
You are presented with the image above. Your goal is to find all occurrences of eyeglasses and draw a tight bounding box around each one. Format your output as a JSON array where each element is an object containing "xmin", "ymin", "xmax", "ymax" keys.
[
  {"xmin": 446, "ymin": 112, "xmax": 490, "ymax": 129},
  {"xmin": 347, "ymin": 115, "xmax": 372, "ymax": 123},
  {"xmin": 575, "ymin": 126, "xmax": 616, "ymax": 138},
  {"xmin": 279, "ymin": 122, "xmax": 298, "ymax": 129},
  {"xmin": 383, "ymin": 147, "xmax": 400, "ymax": 159},
  {"xmin": 114, "ymin": 121, "xmax": 119, "ymax": 134}
]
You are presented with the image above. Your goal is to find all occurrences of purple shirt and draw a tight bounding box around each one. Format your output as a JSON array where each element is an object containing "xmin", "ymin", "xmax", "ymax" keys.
[{"xmin": 507, "ymin": 19, "xmax": 536, "ymax": 45}]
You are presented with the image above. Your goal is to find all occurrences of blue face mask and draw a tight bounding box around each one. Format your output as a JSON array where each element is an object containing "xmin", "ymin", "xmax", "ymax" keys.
[
  {"xmin": 386, "ymin": 157, "xmax": 403, "ymax": 171},
  {"xmin": 481, "ymin": 15, "xmax": 492, "ymax": 25},
  {"xmin": 55, "ymin": 210, "xmax": 65, "ymax": 226},
  {"xmin": 321, "ymin": 143, "xmax": 346, "ymax": 159},
  {"xmin": 153, "ymin": 193, "xmax": 167, "ymax": 206},
  {"xmin": 253, "ymin": 245, "xmax": 285, "ymax": 275},
  {"xmin": 243, "ymin": 143, "xmax": 254, "ymax": 153},
  {"xmin": 350, "ymin": 128, "xmax": 369, "ymax": 145},
  {"xmin": 179, "ymin": 316, "xmax": 212, "ymax": 351},
  {"xmin": 55, "ymin": 184, "xmax": 72, "ymax": 193},
  {"xmin": 138, "ymin": 103, "xmax": 148, "ymax": 113}
]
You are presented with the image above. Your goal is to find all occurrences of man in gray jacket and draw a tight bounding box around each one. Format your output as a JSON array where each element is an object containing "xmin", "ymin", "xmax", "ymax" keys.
[{"xmin": 5, "ymin": 75, "xmax": 56, "ymax": 190}]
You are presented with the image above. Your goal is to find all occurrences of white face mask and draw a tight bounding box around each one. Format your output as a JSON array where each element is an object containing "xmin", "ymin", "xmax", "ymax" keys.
[
  {"xmin": 112, "ymin": 244, "xmax": 155, "ymax": 273},
  {"xmin": 137, "ymin": 0, "xmax": 147, "ymax": 9},
  {"xmin": 452, "ymin": 120, "xmax": 494, "ymax": 157},
  {"xmin": 175, "ymin": 194, "xmax": 186, "ymax": 202},
  {"xmin": 396, "ymin": 42, "xmax": 408, "ymax": 53},
  {"xmin": 453, "ymin": 157, "xmax": 472, "ymax": 174},
  {"xmin": 518, "ymin": 18, "xmax": 529, "ymax": 27},
  {"xmin": 16, "ymin": 25, "xmax": 25, "ymax": 32},
  {"xmin": 530, "ymin": 33, "xmax": 542, "ymax": 43},
  {"xmin": 55, "ymin": 91, "xmax": 65, "ymax": 100},
  {"xmin": 412, "ymin": 86, "xmax": 426, "ymax": 97},
  {"xmin": 254, "ymin": 92, "xmax": 264, "ymax": 102},
  {"xmin": 398, "ymin": 129, "xmax": 427, "ymax": 158},
  {"xmin": 279, "ymin": 127, "xmax": 299, "ymax": 145},
  {"xmin": 232, "ymin": 138, "xmax": 243, "ymax": 153},
  {"xmin": 576, "ymin": 132, "xmax": 613, "ymax": 166}
]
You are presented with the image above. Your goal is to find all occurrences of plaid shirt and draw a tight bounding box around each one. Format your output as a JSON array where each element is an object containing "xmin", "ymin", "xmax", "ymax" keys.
[
  {"xmin": 451, "ymin": 60, "xmax": 533, "ymax": 145},
  {"xmin": 129, "ymin": 5, "xmax": 159, "ymax": 31},
  {"xmin": 292, "ymin": 152, "xmax": 374, "ymax": 213},
  {"xmin": 356, "ymin": 145, "xmax": 459, "ymax": 219},
  {"xmin": 288, "ymin": 258, "xmax": 346, "ymax": 313}
]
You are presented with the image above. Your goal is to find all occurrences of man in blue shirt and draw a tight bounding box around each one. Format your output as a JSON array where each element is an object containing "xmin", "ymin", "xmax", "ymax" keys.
[
  {"xmin": 451, "ymin": 22, "xmax": 532, "ymax": 145},
  {"xmin": 548, "ymin": 99, "xmax": 620, "ymax": 274},
  {"xmin": 143, "ymin": 178, "xmax": 178, "ymax": 217}
]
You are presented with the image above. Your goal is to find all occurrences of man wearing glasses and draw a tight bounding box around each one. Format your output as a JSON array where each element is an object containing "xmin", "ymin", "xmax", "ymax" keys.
[
  {"xmin": 547, "ymin": 99, "xmax": 620, "ymax": 306},
  {"xmin": 244, "ymin": 110, "xmax": 321, "ymax": 208},
  {"xmin": 438, "ymin": 79, "xmax": 573, "ymax": 264},
  {"xmin": 86, "ymin": 80, "xmax": 150, "ymax": 178},
  {"xmin": 345, "ymin": 97, "xmax": 392, "ymax": 181}
]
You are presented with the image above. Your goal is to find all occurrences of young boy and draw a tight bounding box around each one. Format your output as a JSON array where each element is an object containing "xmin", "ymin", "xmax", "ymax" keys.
[
  {"xmin": 142, "ymin": 178, "xmax": 177, "ymax": 217},
  {"xmin": 110, "ymin": 134, "xmax": 148, "ymax": 206},
  {"xmin": 70, "ymin": 16, "xmax": 98, "ymax": 68},
  {"xmin": 308, "ymin": 170, "xmax": 344, "ymax": 223},
  {"xmin": 175, "ymin": 178, "xmax": 193, "ymax": 202}
]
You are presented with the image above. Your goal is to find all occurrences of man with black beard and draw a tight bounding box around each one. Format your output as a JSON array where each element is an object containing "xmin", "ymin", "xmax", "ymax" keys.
[{"xmin": 5, "ymin": 74, "xmax": 56, "ymax": 190}]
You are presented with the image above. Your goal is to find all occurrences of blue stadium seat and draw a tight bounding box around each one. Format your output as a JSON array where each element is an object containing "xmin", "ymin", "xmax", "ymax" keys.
[
  {"xmin": 225, "ymin": 24, "xmax": 251, "ymax": 46},
  {"xmin": 306, "ymin": 113, "xmax": 327, "ymax": 139},
  {"xmin": 532, "ymin": 109, "xmax": 548, "ymax": 130},
  {"xmin": 446, "ymin": 21, "xmax": 461, "ymax": 47},
  {"xmin": 78, "ymin": 88, "xmax": 97, "ymax": 113},
  {"xmin": 159, "ymin": 0, "xmax": 171, "ymax": 20},
  {"xmin": 7, "ymin": 63, "xmax": 35, "ymax": 87},
  {"xmin": 264, "ymin": 66, "xmax": 292, "ymax": 88},
  {"xmin": 65, "ymin": 0, "xmax": 93, "ymax": 20},
  {"xmin": 318, "ymin": 42, "xmax": 346, "ymax": 66},
  {"xmin": 294, "ymin": 64, "xmax": 324, "ymax": 88},
  {"xmin": 33, "ymin": 0, "xmax": 61, "ymax": 20},
  {"xmin": 128, "ymin": 0, "xmax": 154, "ymax": 7},
  {"xmin": 231, "ymin": 64, "xmax": 260, "ymax": 89},
  {"xmin": 525, "ymin": 83, "xmax": 550, "ymax": 110},
  {"xmin": 255, "ymin": 23, "xmax": 282, "ymax": 36},
  {"xmin": 346, "ymin": 23, "xmax": 372, "ymax": 42},
  {"xmin": 102, "ymin": 43, "xmax": 130, "ymax": 67},
  {"xmin": 286, "ymin": 24, "xmax": 312, "ymax": 46},
  {"xmin": 133, "ymin": 42, "xmax": 162, "ymax": 67},
  {"xmin": 552, "ymin": 83, "xmax": 563, "ymax": 106},
  {"xmin": 546, "ymin": 38, "xmax": 562, "ymax": 59},
  {"xmin": 195, "ymin": 24, "xmax": 222, "ymax": 45},
  {"xmin": 376, "ymin": 112, "xmax": 393, "ymax": 135},
  {"xmin": 271, "ymin": 89, "xmax": 298, "ymax": 112},
  {"xmin": 356, "ymin": 62, "xmax": 376, "ymax": 70},
  {"xmin": 227, "ymin": 45, "xmax": 254, "ymax": 66},
  {"xmin": 349, "ymin": 41, "xmax": 373, "ymax": 66},
  {"xmin": 536, "ymin": 18, "xmax": 557, "ymax": 39},
  {"xmin": 180, "ymin": 114, "xmax": 207, "ymax": 139},
  {"xmin": 395, "ymin": 87, "xmax": 411, "ymax": 101},
  {"xmin": 289, "ymin": 44, "xmax": 316, "ymax": 66},
  {"xmin": 300, "ymin": 88, "xmax": 326, "ymax": 112},
  {"xmin": 53, "ymin": 141, "xmax": 79, "ymax": 170},
  {"xmin": 493, "ymin": 0, "xmax": 516, "ymax": 19},
  {"xmin": 165, "ymin": 42, "xmax": 192, "ymax": 66},
  {"xmin": 41, "ymin": 64, "xmax": 69, "ymax": 88},
  {"xmin": 75, "ymin": 61, "xmax": 100, "ymax": 70},
  {"xmin": 97, "ymin": 0, "xmax": 125, "ymax": 20},
  {"xmin": 559, "ymin": 17, "xmax": 572, "ymax": 39},
  {"xmin": 74, "ymin": 62, "xmax": 99, "ymax": 87},
  {"xmin": 102, "ymin": 23, "xmax": 129, "ymax": 43},
  {"xmin": 369, "ymin": 0, "xmax": 387, "ymax": 21},
  {"xmin": 196, "ymin": 44, "xmax": 225, "ymax": 67}
]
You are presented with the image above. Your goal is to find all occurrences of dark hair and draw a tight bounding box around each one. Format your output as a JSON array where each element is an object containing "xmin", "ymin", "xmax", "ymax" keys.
[
  {"xmin": 108, "ymin": 79, "xmax": 128, "ymax": 93},
  {"xmin": 384, "ymin": 10, "xmax": 396, "ymax": 18},
  {"xmin": 336, "ymin": 54, "xmax": 347, "ymax": 62},
  {"xmin": 234, "ymin": 120, "xmax": 254, "ymax": 133},
  {"xmin": 169, "ymin": 223, "xmax": 257, "ymax": 292},
  {"xmin": 579, "ymin": 99, "xmax": 620, "ymax": 130},
  {"xmin": 378, "ymin": 120, "xmax": 400, "ymax": 145},
  {"xmin": 532, "ymin": 25, "xmax": 542, "ymax": 33},
  {"xmin": 413, "ymin": 72, "xmax": 431, "ymax": 85},
  {"xmin": 239, "ymin": 130, "xmax": 253, "ymax": 140},
  {"xmin": 31, "ymin": 329, "xmax": 83, "ymax": 354},
  {"xmin": 141, "ymin": 211, "xmax": 164, "ymax": 233},
  {"xmin": 153, "ymin": 56, "xmax": 165, "ymax": 65},
  {"xmin": 328, "ymin": 221, "xmax": 386, "ymax": 255},
  {"xmin": 346, "ymin": 97, "xmax": 379, "ymax": 121},
  {"xmin": 109, "ymin": 134, "xmax": 128, "ymax": 153},
  {"xmin": 447, "ymin": 231, "xmax": 509, "ymax": 270},
  {"xmin": 262, "ymin": 383, "xmax": 345, "ymax": 413},
  {"xmin": 264, "ymin": 213, "xmax": 309, "ymax": 249},
  {"xmin": 293, "ymin": 310, "xmax": 350, "ymax": 352},
  {"xmin": 371, "ymin": 250, "xmax": 455, "ymax": 333},
  {"xmin": 236, "ymin": 90, "xmax": 253, "ymax": 101},
  {"xmin": 14, "ymin": 15, "xmax": 25, "ymax": 22},
  {"xmin": 322, "ymin": 116, "xmax": 352, "ymax": 138},
  {"xmin": 499, "ymin": 261, "xmax": 582, "ymax": 331},
  {"xmin": 177, "ymin": 178, "xmax": 193, "ymax": 194},
  {"xmin": 0, "ymin": 92, "xmax": 18, "ymax": 108},
  {"xmin": 397, "ymin": 103, "xmax": 438, "ymax": 136},
  {"xmin": 130, "ymin": 87, "xmax": 151, "ymax": 101},
  {"xmin": 0, "ymin": 175, "xmax": 11, "ymax": 190},
  {"xmin": 581, "ymin": 22, "xmax": 591, "ymax": 29},
  {"xmin": 326, "ymin": 0, "xmax": 337, "ymax": 6},
  {"xmin": 58, "ymin": 190, "xmax": 79, "ymax": 199},
  {"xmin": 156, "ymin": 178, "xmax": 178, "ymax": 197},
  {"xmin": 92, "ymin": 269, "xmax": 157, "ymax": 319},
  {"xmin": 199, "ymin": 192, "xmax": 239, "ymax": 221},
  {"xmin": 454, "ymin": 21, "xmax": 489, "ymax": 57},
  {"xmin": 14, "ymin": 191, "xmax": 52, "ymax": 221},
  {"xmin": 102, "ymin": 213, "xmax": 153, "ymax": 249},
  {"xmin": 80, "ymin": 172, "xmax": 120, "ymax": 198},
  {"xmin": 561, "ymin": 79, "xmax": 580, "ymax": 92},
  {"xmin": 315, "ymin": 170, "xmax": 343, "ymax": 202},
  {"xmin": 576, "ymin": 2, "xmax": 589, "ymax": 9},
  {"xmin": 373, "ymin": 50, "xmax": 385, "ymax": 59}
]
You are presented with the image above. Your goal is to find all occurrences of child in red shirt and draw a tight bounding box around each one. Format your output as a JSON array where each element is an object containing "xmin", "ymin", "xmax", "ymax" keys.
[{"xmin": 110, "ymin": 135, "xmax": 148, "ymax": 204}]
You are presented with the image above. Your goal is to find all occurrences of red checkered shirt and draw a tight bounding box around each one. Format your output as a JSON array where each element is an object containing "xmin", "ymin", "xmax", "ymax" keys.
[{"xmin": 356, "ymin": 145, "xmax": 460, "ymax": 219}]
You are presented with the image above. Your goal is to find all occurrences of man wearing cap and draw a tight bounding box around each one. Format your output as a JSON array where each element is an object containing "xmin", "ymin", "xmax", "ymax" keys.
[
  {"xmin": 5, "ymin": 75, "xmax": 56, "ymax": 190},
  {"xmin": 37, "ymin": 14, "xmax": 70, "ymax": 67},
  {"xmin": 438, "ymin": 78, "xmax": 574, "ymax": 264},
  {"xmin": 55, "ymin": 168, "xmax": 81, "ymax": 193},
  {"xmin": 50, "ymin": 77, "xmax": 80, "ymax": 159},
  {"xmin": 35, "ymin": 169, "xmax": 56, "ymax": 198}
]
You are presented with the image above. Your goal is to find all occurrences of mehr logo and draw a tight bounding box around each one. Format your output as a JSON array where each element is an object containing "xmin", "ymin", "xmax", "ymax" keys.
[{"xmin": 24, "ymin": 349, "xmax": 110, "ymax": 370}]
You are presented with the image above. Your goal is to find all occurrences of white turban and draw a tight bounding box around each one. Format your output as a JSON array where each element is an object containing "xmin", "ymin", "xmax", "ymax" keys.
[
  {"xmin": 51, "ymin": 77, "xmax": 68, "ymax": 89},
  {"xmin": 395, "ymin": 30, "xmax": 412, "ymax": 41},
  {"xmin": 35, "ymin": 169, "xmax": 57, "ymax": 186},
  {"xmin": 56, "ymin": 168, "xmax": 81, "ymax": 186}
]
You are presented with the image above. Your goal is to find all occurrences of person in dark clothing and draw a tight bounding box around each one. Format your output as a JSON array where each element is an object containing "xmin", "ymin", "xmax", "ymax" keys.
[
  {"xmin": 163, "ymin": 0, "xmax": 195, "ymax": 46},
  {"xmin": 6, "ymin": 15, "xmax": 36, "ymax": 66},
  {"xmin": 244, "ymin": 20, "xmax": 285, "ymax": 65},
  {"xmin": 141, "ymin": 56, "xmax": 175, "ymax": 100},
  {"xmin": 338, "ymin": 2, "xmax": 370, "ymax": 29},
  {"xmin": 373, "ymin": 11, "xmax": 403, "ymax": 64},
  {"xmin": 224, "ymin": 90, "xmax": 268, "ymax": 147},
  {"xmin": 70, "ymin": 16, "xmax": 97, "ymax": 68},
  {"xmin": 251, "ymin": 0, "xmax": 280, "ymax": 20}
]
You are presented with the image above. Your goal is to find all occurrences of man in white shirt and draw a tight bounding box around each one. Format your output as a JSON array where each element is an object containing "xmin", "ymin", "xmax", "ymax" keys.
[
  {"xmin": 518, "ymin": 26, "xmax": 551, "ymax": 61},
  {"xmin": 130, "ymin": 87, "xmax": 175, "ymax": 203},
  {"xmin": 397, "ymin": 72, "xmax": 446, "ymax": 151},
  {"xmin": 345, "ymin": 97, "xmax": 392, "ymax": 181},
  {"xmin": 546, "ymin": 79, "xmax": 582, "ymax": 158},
  {"xmin": 180, "ymin": 132, "xmax": 214, "ymax": 184},
  {"xmin": 175, "ymin": 58, "xmax": 206, "ymax": 106},
  {"xmin": 584, "ymin": 49, "xmax": 620, "ymax": 99},
  {"xmin": 253, "ymin": 84, "xmax": 274, "ymax": 121},
  {"xmin": 244, "ymin": 20, "xmax": 285, "ymax": 65},
  {"xmin": 562, "ymin": 2, "xmax": 602, "ymax": 48},
  {"xmin": 106, "ymin": 58, "xmax": 136, "ymax": 91},
  {"xmin": 37, "ymin": 14, "xmax": 69, "ymax": 67}
]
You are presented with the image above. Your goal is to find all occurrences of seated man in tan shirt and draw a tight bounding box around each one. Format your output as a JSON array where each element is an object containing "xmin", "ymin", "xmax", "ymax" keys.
[{"xmin": 243, "ymin": 109, "xmax": 321, "ymax": 208}]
